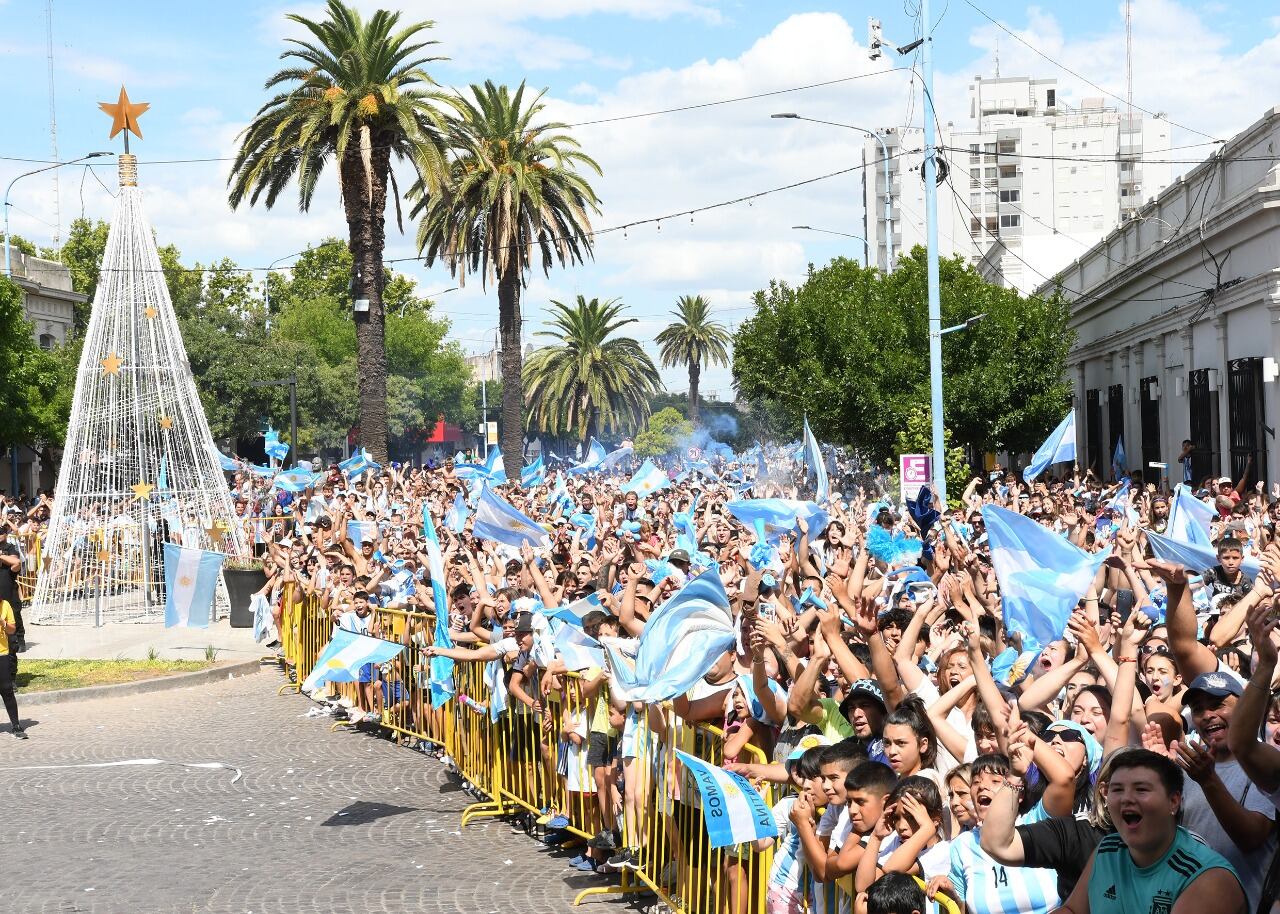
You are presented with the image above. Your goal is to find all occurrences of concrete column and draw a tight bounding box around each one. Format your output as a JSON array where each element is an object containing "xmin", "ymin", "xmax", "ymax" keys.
[
  {"xmin": 1266, "ymin": 292, "xmax": 1280, "ymax": 486},
  {"xmin": 1155, "ymin": 335, "xmax": 1168, "ymax": 477},
  {"xmin": 1075, "ymin": 361, "xmax": 1087, "ymax": 457}
]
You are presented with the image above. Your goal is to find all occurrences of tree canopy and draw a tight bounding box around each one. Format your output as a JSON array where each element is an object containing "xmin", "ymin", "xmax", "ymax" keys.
[{"xmin": 732, "ymin": 247, "xmax": 1074, "ymax": 461}]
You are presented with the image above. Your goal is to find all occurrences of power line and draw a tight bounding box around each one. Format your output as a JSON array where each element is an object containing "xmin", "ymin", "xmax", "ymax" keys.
[
  {"xmin": 958, "ymin": 0, "xmax": 1221, "ymax": 142},
  {"xmin": 938, "ymin": 143, "xmax": 1267, "ymax": 165}
]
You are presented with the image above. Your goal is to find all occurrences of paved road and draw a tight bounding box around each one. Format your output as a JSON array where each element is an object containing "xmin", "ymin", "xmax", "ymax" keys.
[{"xmin": 0, "ymin": 671, "xmax": 630, "ymax": 914}]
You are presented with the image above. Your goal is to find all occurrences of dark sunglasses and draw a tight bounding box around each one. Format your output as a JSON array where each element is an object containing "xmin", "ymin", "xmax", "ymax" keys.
[
  {"xmin": 1049, "ymin": 728, "xmax": 1086, "ymax": 745},
  {"xmin": 1139, "ymin": 644, "xmax": 1170, "ymax": 657}
]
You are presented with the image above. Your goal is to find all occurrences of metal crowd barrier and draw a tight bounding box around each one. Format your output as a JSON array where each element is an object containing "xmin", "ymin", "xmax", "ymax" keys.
[
  {"xmin": 268, "ymin": 595, "xmax": 960, "ymax": 914},
  {"xmin": 16, "ymin": 533, "xmax": 41, "ymax": 602}
]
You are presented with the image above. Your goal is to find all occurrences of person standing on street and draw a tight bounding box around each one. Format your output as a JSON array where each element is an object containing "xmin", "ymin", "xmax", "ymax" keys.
[
  {"xmin": 0, "ymin": 594, "xmax": 25, "ymax": 738},
  {"xmin": 0, "ymin": 523, "xmax": 25, "ymax": 653}
]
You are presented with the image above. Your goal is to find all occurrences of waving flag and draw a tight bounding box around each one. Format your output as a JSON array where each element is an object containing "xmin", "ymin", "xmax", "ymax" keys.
[
  {"xmin": 568, "ymin": 438, "xmax": 608, "ymax": 475},
  {"xmin": 301, "ymin": 628, "xmax": 405, "ymax": 693},
  {"xmin": 1147, "ymin": 529, "xmax": 1262, "ymax": 578},
  {"xmin": 569, "ymin": 510, "xmax": 598, "ymax": 548},
  {"xmin": 1167, "ymin": 484, "xmax": 1214, "ymax": 546},
  {"xmin": 675, "ymin": 750, "xmax": 779, "ymax": 849},
  {"xmin": 340, "ymin": 447, "xmax": 381, "ymax": 480},
  {"xmin": 421, "ymin": 506, "xmax": 455, "ymax": 707},
  {"xmin": 1023, "ymin": 411, "xmax": 1076, "ymax": 482},
  {"xmin": 624, "ymin": 566, "xmax": 736, "ymax": 701},
  {"xmin": 554, "ymin": 622, "xmax": 606, "ymax": 671},
  {"xmin": 217, "ymin": 451, "xmax": 240, "ymax": 473},
  {"xmin": 473, "ymin": 486, "xmax": 549, "ymax": 548},
  {"xmin": 246, "ymin": 463, "xmax": 276, "ymax": 478},
  {"xmin": 444, "ymin": 491, "xmax": 469, "ymax": 534},
  {"xmin": 1112, "ymin": 435, "xmax": 1127, "ymax": 479},
  {"xmin": 981, "ymin": 505, "xmax": 1109, "ymax": 650},
  {"xmin": 163, "ymin": 543, "xmax": 225, "ymax": 628},
  {"xmin": 544, "ymin": 591, "xmax": 603, "ymax": 627},
  {"xmin": 727, "ymin": 498, "xmax": 829, "ymax": 540},
  {"xmin": 273, "ymin": 468, "xmax": 318, "ymax": 493},
  {"xmin": 600, "ymin": 445, "xmax": 634, "ymax": 471},
  {"xmin": 346, "ymin": 519, "xmax": 377, "ymax": 548},
  {"xmin": 803, "ymin": 416, "xmax": 829, "ymax": 504},
  {"xmin": 264, "ymin": 427, "xmax": 290, "ymax": 462},
  {"xmin": 622, "ymin": 458, "xmax": 670, "ymax": 496},
  {"xmin": 483, "ymin": 447, "xmax": 508, "ymax": 484},
  {"xmin": 521, "ymin": 455, "xmax": 545, "ymax": 488}
]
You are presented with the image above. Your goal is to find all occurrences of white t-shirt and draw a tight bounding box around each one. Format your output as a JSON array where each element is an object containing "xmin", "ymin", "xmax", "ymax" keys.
[
  {"xmin": 877, "ymin": 833, "xmax": 951, "ymax": 879},
  {"xmin": 912, "ymin": 677, "xmax": 976, "ymax": 774}
]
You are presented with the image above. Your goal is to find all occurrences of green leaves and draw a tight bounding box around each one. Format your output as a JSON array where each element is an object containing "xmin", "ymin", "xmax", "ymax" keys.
[{"xmin": 732, "ymin": 247, "xmax": 1074, "ymax": 460}]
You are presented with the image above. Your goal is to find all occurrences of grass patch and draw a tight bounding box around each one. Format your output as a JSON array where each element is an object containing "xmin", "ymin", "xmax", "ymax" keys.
[{"xmin": 16, "ymin": 658, "xmax": 215, "ymax": 693}]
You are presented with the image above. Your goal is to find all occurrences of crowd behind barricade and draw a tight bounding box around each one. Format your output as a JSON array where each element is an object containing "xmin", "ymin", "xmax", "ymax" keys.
[{"xmin": 5, "ymin": 446, "xmax": 1280, "ymax": 914}]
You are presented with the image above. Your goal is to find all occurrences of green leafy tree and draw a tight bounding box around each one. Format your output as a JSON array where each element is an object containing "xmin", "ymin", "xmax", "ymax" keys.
[
  {"xmin": 655, "ymin": 294, "xmax": 731, "ymax": 424},
  {"xmin": 0, "ymin": 277, "xmax": 61, "ymax": 453},
  {"xmin": 522, "ymin": 296, "xmax": 662, "ymax": 445},
  {"xmin": 228, "ymin": 0, "xmax": 450, "ymax": 462},
  {"xmin": 5, "ymin": 234, "xmax": 37, "ymax": 257},
  {"xmin": 634, "ymin": 407, "xmax": 694, "ymax": 457},
  {"xmin": 732, "ymin": 247, "xmax": 1073, "ymax": 461},
  {"xmin": 410, "ymin": 80, "xmax": 602, "ymax": 481}
]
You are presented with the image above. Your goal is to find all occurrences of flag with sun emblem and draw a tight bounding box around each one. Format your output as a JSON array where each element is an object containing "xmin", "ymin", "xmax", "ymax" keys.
[
  {"xmin": 674, "ymin": 750, "xmax": 778, "ymax": 849},
  {"xmin": 301, "ymin": 629, "xmax": 405, "ymax": 693},
  {"xmin": 163, "ymin": 543, "xmax": 226, "ymax": 628}
]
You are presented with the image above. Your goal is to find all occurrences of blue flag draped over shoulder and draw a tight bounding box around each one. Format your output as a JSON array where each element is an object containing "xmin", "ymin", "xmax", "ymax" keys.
[
  {"xmin": 473, "ymin": 486, "xmax": 549, "ymax": 548},
  {"xmin": 623, "ymin": 566, "xmax": 736, "ymax": 702},
  {"xmin": 981, "ymin": 505, "xmax": 1109, "ymax": 651},
  {"xmin": 675, "ymin": 750, "xmax": 779, "ymax": 848},
  {"xmin": 803, "ymin": 417, "xmax": 829, "ymax": 504},
  {"xmin": 421, "ymin": 506, "xmax": 455, "ymax": 707},
  {"xmin": 1023, "ymin": 411, "xmax": 1076, "ymax": 482}
]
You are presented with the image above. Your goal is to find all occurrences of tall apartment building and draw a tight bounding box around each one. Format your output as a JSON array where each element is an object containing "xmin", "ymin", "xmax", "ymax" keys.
[{"xmin": 860, "ymin": 75, "xmax": 1173, "ymax": 294}]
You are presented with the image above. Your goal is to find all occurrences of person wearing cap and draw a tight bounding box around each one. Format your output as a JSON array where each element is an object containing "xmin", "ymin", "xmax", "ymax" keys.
[
  {"xmin": 1169, "ymin": 670, "xmax": 1276, "ymax": 911},
  {"xmin": 667, "ymin": 548, "xmax": 691, "ymax": 575}
]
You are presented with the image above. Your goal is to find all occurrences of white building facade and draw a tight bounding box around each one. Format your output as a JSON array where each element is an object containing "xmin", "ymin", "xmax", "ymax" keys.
[
  {"xmin": 1040, "ymin": 106, "xmax": 1280, "ymax": 488},
  {"xmin": 862, "ymin": 76, "xmax": 1173, "ymax": 294}
]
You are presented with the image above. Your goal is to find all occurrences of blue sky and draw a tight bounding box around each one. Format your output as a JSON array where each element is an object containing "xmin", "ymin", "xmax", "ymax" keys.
[{"xmin": 3, "ymin": 0, "xmax": 1278, "ymax": 397}]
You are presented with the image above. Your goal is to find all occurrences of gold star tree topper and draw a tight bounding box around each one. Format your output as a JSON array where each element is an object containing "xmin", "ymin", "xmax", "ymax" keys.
[{"xmin": 99, "ymin": 86, "xmax": 149, "ymax": 140}]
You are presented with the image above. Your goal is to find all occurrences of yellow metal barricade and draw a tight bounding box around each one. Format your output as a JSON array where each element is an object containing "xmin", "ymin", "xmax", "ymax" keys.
[{"xmin": 17, "ymin": 533, "xmax": 41, "ymax": 601}]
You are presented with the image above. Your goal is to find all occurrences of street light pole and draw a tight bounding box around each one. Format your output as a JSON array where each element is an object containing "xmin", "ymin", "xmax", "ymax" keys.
[
  {"xmin": 792, "ymin": 225, "xmax": 870, "ymax": 267},
  {"xmin": 771, "ymin": 114, "xmax": 894, "ymax": 270},
  {"xmin": 920, "ymin": 0, "xmax": 948, "ymax": 507},
  {"xmin": 5, "ymin": 152, "xmax": 111, "ymax": 277}
]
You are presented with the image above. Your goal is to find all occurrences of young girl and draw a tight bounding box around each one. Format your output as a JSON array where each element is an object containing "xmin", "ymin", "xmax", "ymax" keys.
[
  {"xmin": 855, "ymin": 776, "xmax": 951, "ymax": 892},
  {"xmin": 881, "ymin": 698, "xmax": 939, "ymax": 780},
  {"xmin": 946, "ymin": 763, "xmax": 976, "ymax": 835}
]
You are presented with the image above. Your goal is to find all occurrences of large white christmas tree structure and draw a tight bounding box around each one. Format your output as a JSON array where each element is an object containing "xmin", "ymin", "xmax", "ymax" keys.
[{"xmin": 30, "ymin": 88, "xmax": 247, "ymax": 625}]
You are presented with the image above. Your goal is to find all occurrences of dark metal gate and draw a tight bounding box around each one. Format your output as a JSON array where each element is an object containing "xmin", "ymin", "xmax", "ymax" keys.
[
  {"xmin": 1140, "ymin": 376, "xmax": 1161, "ymax": 475},
  {"xmin": 1227, "ymin": 357, "xmax": 1270, "ymax": 487},
  {"xmin": 1086, "ymin": 389, "xmax": 1102, "ymax": 475},
  {"xmin": 1108, "ymin": 384, "xmax": 1125, "ymax": 472},
  {"xmin": 1187, "ymin": 369, "xmax": 1219, "ymax": 484}
]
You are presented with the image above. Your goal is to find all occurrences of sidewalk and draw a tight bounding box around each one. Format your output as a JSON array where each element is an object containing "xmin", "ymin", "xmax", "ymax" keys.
[{"xmin": 22, "ymin": 618, "xmax": 265, "ymax": 661}]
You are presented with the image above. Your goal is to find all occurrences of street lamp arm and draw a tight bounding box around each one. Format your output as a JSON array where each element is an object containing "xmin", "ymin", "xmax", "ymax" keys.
[{"xmin": 5, "ymin": 152, "xmax": 111, "ymax": 277}]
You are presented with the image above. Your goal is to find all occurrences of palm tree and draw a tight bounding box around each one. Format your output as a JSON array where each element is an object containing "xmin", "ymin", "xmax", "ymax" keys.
[
  {"xmin": 523, "ymin": 296, "xmax": 661, "ymax": 445},
  {"xmin": 227, "ymin": 0, "xmax": 448, "ymax": 462},
  {"xmin": 409, "ymin": 81, "xmax": 601, "ymax": 482},
  {"xmin": 655, "ymin": 294, "xmax": 732, "ymax": 424}
]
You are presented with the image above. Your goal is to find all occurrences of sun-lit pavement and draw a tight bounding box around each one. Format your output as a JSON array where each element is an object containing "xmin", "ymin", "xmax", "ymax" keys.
[{"xmin": 0, "ymin": 672, "xmax": 629, "ymax": 914}]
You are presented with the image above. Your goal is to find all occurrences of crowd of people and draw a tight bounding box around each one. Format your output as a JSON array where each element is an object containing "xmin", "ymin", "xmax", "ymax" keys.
[{"xmin": 5, "ymin": 443, "xmax": 1280, "ymax": 914}]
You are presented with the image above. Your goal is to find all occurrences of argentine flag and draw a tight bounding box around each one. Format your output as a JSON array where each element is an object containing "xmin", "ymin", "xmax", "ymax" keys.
[
  {"xmin": 981, "ymin": 505, "xmax": 1109, "ymax": 650},
  {"xmin": 727, "ymin": 498, "xmax": 829, "ymax": 540},
  {"xmin": 803, "ymin": 416, "xmax": 829, "ymax": 504},
  {"xmin": 623, "ymin": 566, "xmax": 736, "ymax": 702},
  {"xmin": 216, "ymin": 450, "xmax": 240, "ymax": 473},
  {"xmin": 300, "ymin": 628, "xmax": 405, "ymax": 693},
  {"xmin": 568, "ymin": 438, "xmax": 608, "ymax": 475},
  {"xmin": 421, "ymin": 506, "xmax": 455, "ymax": 707},
  {"xmin": 264, "ymin": 427, "xmax": 290, "ymax": 462},
  {"xmin": 543, "ymin": 591, "xmax": 603, "ymax": 627},
  {"xmin": 346, "ymin": 520, "xmax": 377, "ymax": 548},
  {"xmin": 1023, "ymin": 410, "xmax": 1076, "ymax": 482},
  {"xmin": 622, "ymin": 458, "xmax": 670, "ymax": 496},
  {"xmin": 163, "ymin": 543, "xmax": 225, "ymax": 629},
  {"xmin": 554, "ymin": 622, "xmax": 606, "ymax": 671},
  {"xmin": 600, "ymin": 445, "xmax": 634, "ymax": 471},
  {"xmin": 675, "ymin": 750, "xmax": 779, "ymax": 849},
  {"xmin": 473, "ymin": 486, "xmax": 549, "ymax": 548},
  {"xmin": 273, "ymin": 468, "xmax": 318, "ymax": 493},
  {"xmin": 444, "ymin": 491, "xmax": 469, "ymax": 534},
  {"xmin": 1112, "ymin": 435, "xmax": 1127, "ymax": 479},
  {"xmin": 340, "ymin": 447, "xmax": 381, "ymax": 480},
  {"xmin": 1166, "ymin": 484, "xmax": 1215, "ymax": 546},
  {"xmin": 521, "ymin": 455, "xmax": 545, "ymax": 488}
]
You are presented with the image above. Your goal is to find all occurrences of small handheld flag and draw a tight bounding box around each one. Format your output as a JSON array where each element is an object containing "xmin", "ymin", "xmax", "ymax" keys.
[
  {"xmin": 622, "ymin": 458, "xmax": 670, "ymax": 495},
  {"xmin": 1023, "ymin": 411, "xmax": 1076, "ymax": 482},
  {"xmin": 675, "ymin": 750, "xmax": 779, "ymax": 849},
  {"xmin": 301, "ymin": 628, "xmax": 405, "ymax": 693}
]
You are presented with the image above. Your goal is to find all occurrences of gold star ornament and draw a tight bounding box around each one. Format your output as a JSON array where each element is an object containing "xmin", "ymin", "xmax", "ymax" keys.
[
  {"xmin": 131, "ymin": 481, "xmax": 154, "ymax": 502},
  {"xmin": 144, "ymin": 306, "xmax": 158, "ymax": 320},
  {"xmin": 158, "ymin": 415, "xmax": 174, "ymax": 430},
  {"xmin": 101, "ymin": 352, "xmax": 123, "ymax": 375},
  {"xmin": 99, "ymin": 86, "xmax": 149, "ymax": 140}
]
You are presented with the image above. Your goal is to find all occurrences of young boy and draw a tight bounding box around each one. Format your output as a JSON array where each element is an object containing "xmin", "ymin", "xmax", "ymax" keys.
[
  {"xmin": 765, "ymin": 743, "xmax": 826, "ymax": 914},
  {"xmin": 857, "ymin": 775, "xmax": 951, "ymax": 892},
  {"xmin": 861, "ymin": 872, "xmax": 927, "ymax": 914},
  {"xmin": 830, "ymin": 761, "xmax": 898, "ymax": 883}
]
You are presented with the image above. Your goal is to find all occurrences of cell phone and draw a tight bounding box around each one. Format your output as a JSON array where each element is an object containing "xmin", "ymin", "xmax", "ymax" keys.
[{"xmin": 758, "ymin": 601, "xmax": 776, "ymax": 621}]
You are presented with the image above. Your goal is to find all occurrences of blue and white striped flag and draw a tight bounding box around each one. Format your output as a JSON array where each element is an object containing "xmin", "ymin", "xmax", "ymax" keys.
[
  {"xmin": 340, "ymin": 447, "xmax": 380, "ymax": 480},
  {"xmin": 1166, "ymin": 483, "xmax": 1214, "ymax": 546},
  {"xmin": 444, "ymin": 491, "xmax": 469, "ymax": 534},
  {"xmin": 726, "ymin": 498, "xmax": 829, "ymax": 540},
  {"xmin": 300, "ymin": 628, "xmax": 405, "ymax": 692},
  {"xmin": 264, "ymin": 427, "xmax": 290, "ymax": 462},
  {"xmin": 626, "ymin": 566, "xmax": 736, "ymax": 702},
  {"xmin": 543, "ymin": 592, "xmax": 603, "ymax": 627},
  {"xmin": 554, "ymin": 622, "xmax": 606, "ymax": 671},
  {"xmin": 347, "ymin": 520, "xmax": 377, "ymax": 548},
  {"xmin": 521, "ymin": 455, "xmax": 545, "ymax": 488},
  {"xmin": 473, "ymin": 486, "xmax": 549, "ymax": 548},
  {"xmin": 247, "ymin": 463, "xmax": 275, "ymax": 478},
  {"xmin": 568, "ymin": 438, "xmax": 608, "ymax": 475},
  {"xmin": 421, "ymin": 505, "xmax": 455, "ymax": 707},
  {"xmin": 1112, "ymin": 435, "xmax": 1127, "ymax": 479},
  {"xmin": 622, "ymin": 458, "xmax": 670, "ymax": 495},
  {"xmin": 981, "ymin": 505, "xmax": 1109, "ymax": 650},
  {"xmin": 1147, "ymin": 529, "xmax": 1262, "ymax": 578},
  {"xmin": 600, "ymin": 445, "xmax": 634, "ymax": 471},
  {"xmin": 216, "ymin": 451, "xmax": 240, "ymax": 473},
  {"xmin": 675, "ymin": 750, "xmax": 779, "ymax": 849},
  {"xmin": 163, "ymin": 543, "xmax": 225, "ymax": 629},
  {"xmin": 274, "ymin": 468, "xmax": 318, "ymax": 493},
  {"xmin": 803, "ymin": 416, "xmax": 829, "ymax": 504},
  {"xmin": 483, "ymin": 447, "xmax": 508, "ymax": 484},
  {"xmin": 1023, "ymin": 411, "xmax": 1076, "ymax": 482}
]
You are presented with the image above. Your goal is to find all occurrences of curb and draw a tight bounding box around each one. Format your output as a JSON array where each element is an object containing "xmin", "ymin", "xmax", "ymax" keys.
[{"xmin": 19, "ymin": 658, "xmax": 269, "ymax": 706}]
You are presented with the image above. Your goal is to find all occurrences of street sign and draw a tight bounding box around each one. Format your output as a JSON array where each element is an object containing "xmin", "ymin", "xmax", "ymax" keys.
[
  {"xmin": 899, "ymin": 454, "xmax": 932, "ymax": 503},
  {"xmin": 486, "ymin": 422, "xmax": 498, "ymax": 446}
]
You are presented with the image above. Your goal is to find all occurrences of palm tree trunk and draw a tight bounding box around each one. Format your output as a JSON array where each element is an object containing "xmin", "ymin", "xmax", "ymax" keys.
[
  {"xmin": 688, "ymin": 358, "xmax": 701, "ymax": 425},
  {"xmin": 341, "ymin": 145, "xmax": 390, "ymax": 463},
  {"xmin": 497, "ymin": 262, "xmax": 523, "ymax": 482}
]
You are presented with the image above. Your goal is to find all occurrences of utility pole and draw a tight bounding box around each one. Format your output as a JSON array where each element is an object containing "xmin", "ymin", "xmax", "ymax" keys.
[{"xmin": 870, "ymin": 8, "xmax": 948, "ymax": 505}]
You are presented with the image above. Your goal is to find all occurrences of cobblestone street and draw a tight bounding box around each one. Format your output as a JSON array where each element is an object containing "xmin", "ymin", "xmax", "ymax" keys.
[{"xmin": 0, "ymin": 672, "xmax": 628, "ymax": 914}]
